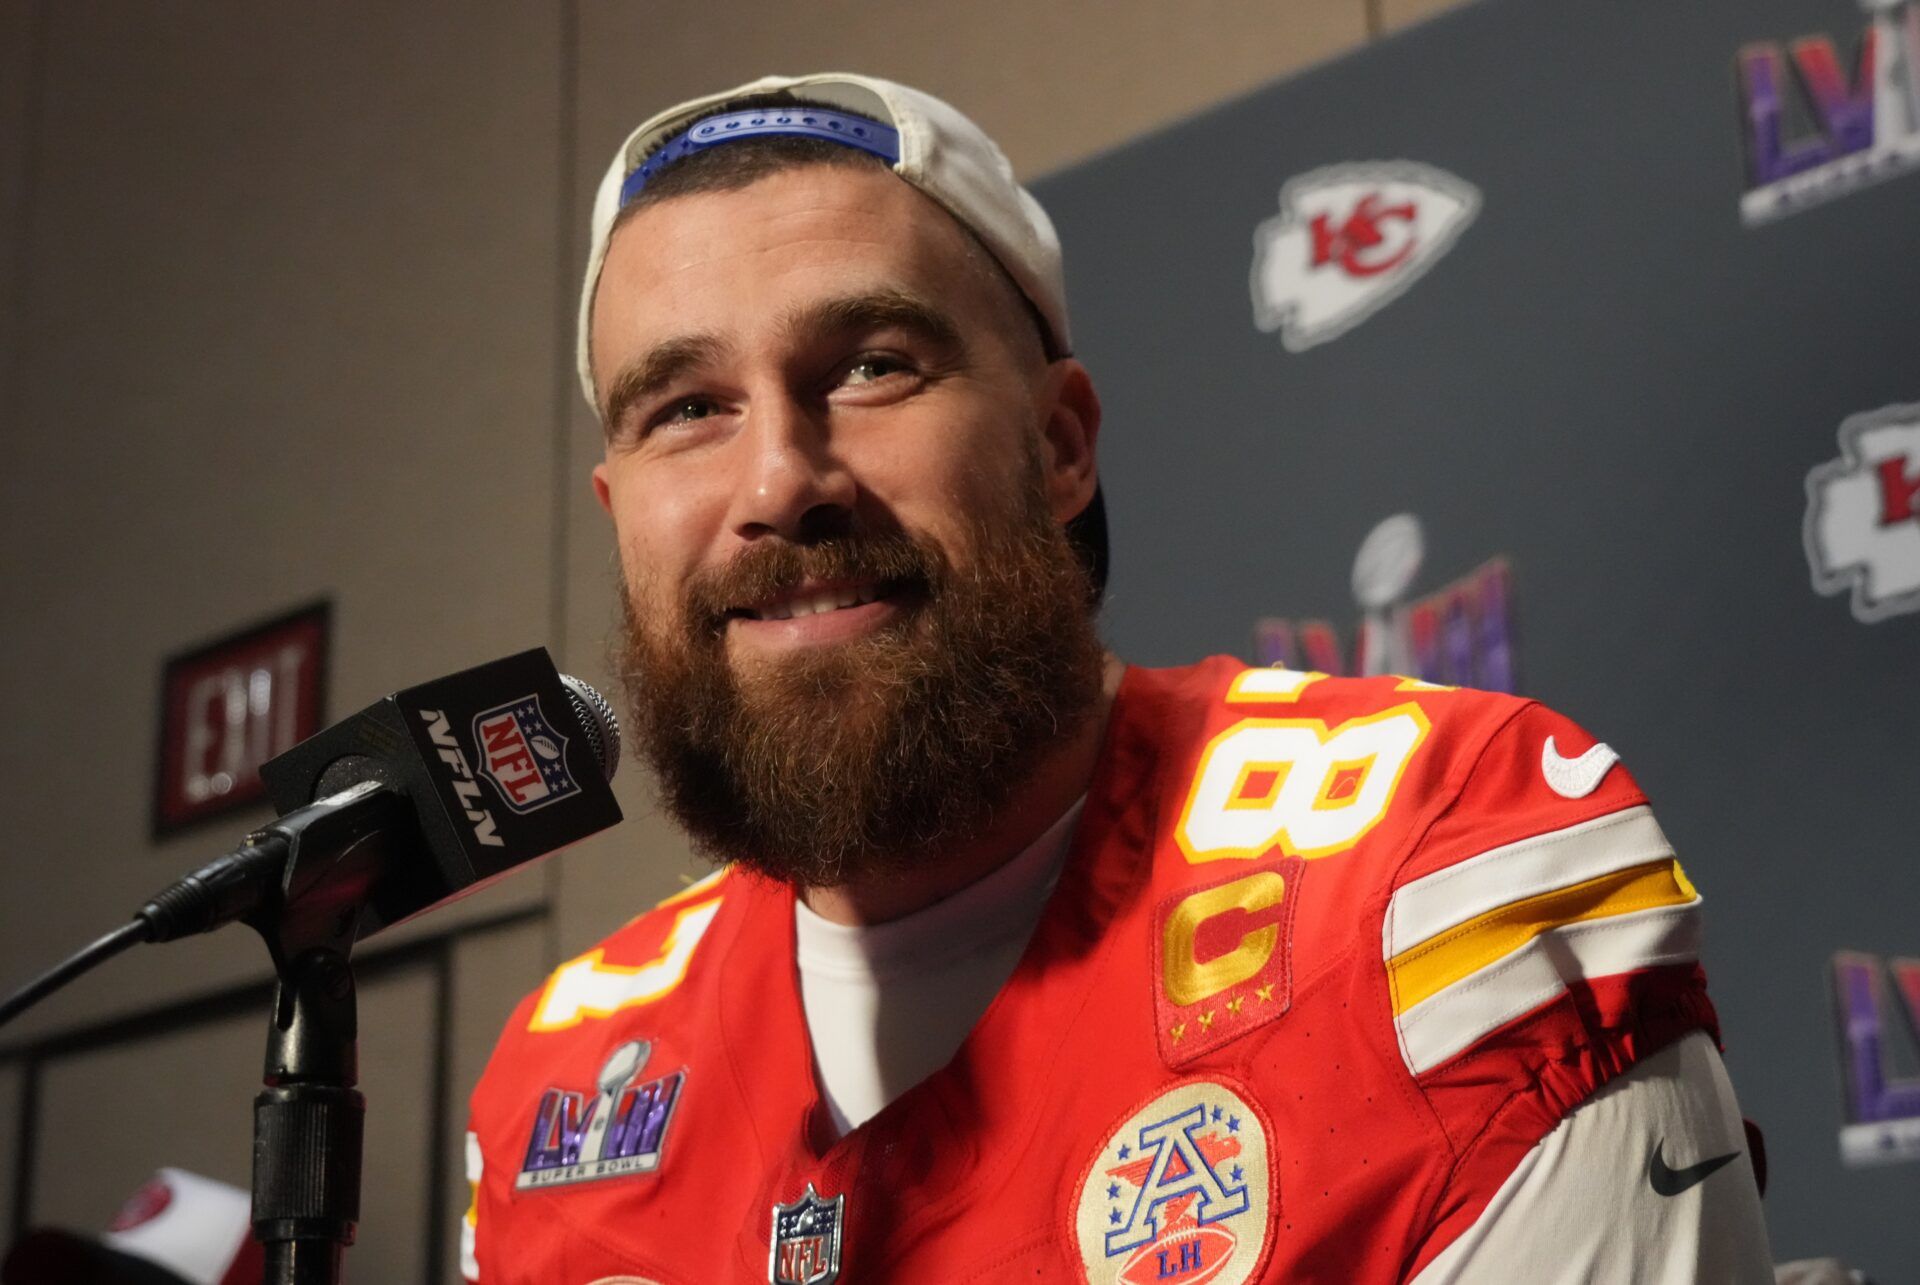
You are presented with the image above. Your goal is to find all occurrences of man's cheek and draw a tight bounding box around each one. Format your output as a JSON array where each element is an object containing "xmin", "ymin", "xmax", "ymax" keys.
[{"xmin": 619, "ymin": 564, "xmax": 688, "ymax": 640}]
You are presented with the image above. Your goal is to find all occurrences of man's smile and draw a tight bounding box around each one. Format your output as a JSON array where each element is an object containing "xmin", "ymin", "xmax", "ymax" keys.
[
  {"xmin": 730, "ymin": 577, "xmax": 890, "ymax": 621},
  {"xmin": 722, "ymin": 576, "xmax": 912, "ymax": 647}
]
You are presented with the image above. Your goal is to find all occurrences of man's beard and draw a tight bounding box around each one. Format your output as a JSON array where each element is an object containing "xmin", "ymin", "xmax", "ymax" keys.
[{"xmin": 611, "ymin": 469, "xmax": 1105, "ymax": 889}]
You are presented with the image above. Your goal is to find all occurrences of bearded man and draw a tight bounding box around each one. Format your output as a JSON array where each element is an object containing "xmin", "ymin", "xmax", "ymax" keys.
[{"xmin": 464, "ymin": 75, "xmax": 1773, "ymax": 1284}]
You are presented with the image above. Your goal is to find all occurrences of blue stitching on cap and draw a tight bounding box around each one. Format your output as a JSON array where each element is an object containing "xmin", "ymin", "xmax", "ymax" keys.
[{"xmin": 619, "ymin": 108, "xmax": 901, "ymax": 207}]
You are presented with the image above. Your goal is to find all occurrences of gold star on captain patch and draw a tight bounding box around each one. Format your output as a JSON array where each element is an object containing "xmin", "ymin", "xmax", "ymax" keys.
[
  {"xmin": 1169, "ymin": 1023, "xmax": 1186, "ymax": 1043},
  {"xmin": 1226, "ymin": 996, "xmax": 1244, "ymax": 1016},
  {"xmin": 1255, "ymin": 983, "xmax": 1275, "ymax": 1003},
  {"xmin": 1198, "ymin": 1010, "xmax": 1215, "ymax": 1031}
]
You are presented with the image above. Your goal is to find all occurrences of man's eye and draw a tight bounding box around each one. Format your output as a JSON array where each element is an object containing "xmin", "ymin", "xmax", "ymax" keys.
[
  {"xmin": 842, "ymin": 356, "xmax": 909, "ymax": 386},
  {"xmin": 659, "ymin": 397, "xmax": 717, "ymax": 424}
]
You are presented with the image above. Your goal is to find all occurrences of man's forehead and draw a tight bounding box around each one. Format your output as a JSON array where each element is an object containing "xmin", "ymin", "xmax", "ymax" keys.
[
  {"xmin": 608, "ymin": 167, "xmax": 975, "ymax": 296},
  {"xmin": 590, "ymin": 164, "xmax": 1006, "ymax": 351}
]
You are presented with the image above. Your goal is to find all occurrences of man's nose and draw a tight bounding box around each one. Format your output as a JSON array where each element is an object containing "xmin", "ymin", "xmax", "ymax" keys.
[{"xmin": 726, "ymin": 394, "xmax": 857, "ymax": 542}]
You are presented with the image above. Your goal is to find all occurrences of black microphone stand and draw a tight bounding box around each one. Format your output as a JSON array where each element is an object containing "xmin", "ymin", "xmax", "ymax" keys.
[
  {"xmin": 244, "ymin": 782, "xmax": 406, "ymax": 1285},
  {"xmin": 254, "ymin": 940, "xmax": 361, "ymax": 1285}
]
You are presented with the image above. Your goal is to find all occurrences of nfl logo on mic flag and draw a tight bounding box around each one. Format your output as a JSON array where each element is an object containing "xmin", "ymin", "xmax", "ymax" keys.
[{"xmin": 472, "ymin": 695, "xmax": 581, "ymax": 814}]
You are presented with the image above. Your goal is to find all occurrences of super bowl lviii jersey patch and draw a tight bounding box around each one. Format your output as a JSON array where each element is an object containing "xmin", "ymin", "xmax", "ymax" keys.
[{"xmin": 516, "ymin": 1039, "xmax": 686, "ymax": 1190}]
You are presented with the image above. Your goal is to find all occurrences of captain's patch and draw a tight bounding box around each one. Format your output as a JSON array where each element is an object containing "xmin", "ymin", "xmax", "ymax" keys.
[{"xmin": 1153, "ymin": 858, "xmax": 1300, "ymax": 1066}]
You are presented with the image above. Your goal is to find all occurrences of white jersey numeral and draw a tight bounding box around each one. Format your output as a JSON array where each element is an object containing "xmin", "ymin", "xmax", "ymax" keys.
[
  {"xmin": 1177, "ymin": 707, "xmax": 1430, "ymax": 862},
  {"xmin": 529, "ymin": 898, "xmax": 723, "ymax": 1031}
]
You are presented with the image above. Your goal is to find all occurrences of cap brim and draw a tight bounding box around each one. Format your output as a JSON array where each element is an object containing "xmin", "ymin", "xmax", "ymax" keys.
[
  {"xmin": 2, "ymin": 1230, "xmax": 194, "ymax": 1285},
  {"xmin": 1065, "ymin": 483, "xmax": 1109, "ymax": 606}
]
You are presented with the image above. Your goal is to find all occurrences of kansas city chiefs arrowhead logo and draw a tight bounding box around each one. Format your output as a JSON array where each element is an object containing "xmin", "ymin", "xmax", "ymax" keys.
[
  {"xmin": 1805, "ymin": 402, "xmax": 1920, "ymax": 623},
  {"xmin": 1249, "ymin": 161, "xmax": 1480, "ymax": 351}
]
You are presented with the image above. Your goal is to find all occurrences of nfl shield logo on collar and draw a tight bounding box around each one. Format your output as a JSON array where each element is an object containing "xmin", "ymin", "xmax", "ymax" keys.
[{"xmin": 769, "ymin": 1184, "xmax": 844, "ymax": 1285}]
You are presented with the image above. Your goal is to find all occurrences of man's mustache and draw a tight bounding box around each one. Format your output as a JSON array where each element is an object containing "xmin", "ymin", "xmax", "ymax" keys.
[{"xmin": 683, "ymin": 533, "xmax": 940, "ymax": 632}]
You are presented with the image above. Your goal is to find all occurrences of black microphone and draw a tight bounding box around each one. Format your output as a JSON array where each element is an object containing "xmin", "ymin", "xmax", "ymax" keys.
[
  {"xmin": 139, "ymin": 648, "xmax": 623, "ymax": 948},
  {"xmin": 0, "ymin": 649, "xmax": 623, "ymax": 1031}
]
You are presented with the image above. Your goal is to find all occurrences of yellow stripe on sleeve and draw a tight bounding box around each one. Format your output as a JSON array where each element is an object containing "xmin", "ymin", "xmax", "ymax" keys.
[{"xmin": 1388, "ymin": 858, "xmax": 1697, "ymax": 1016}]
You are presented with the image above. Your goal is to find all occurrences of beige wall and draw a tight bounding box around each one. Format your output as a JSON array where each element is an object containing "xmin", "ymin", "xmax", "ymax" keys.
[{"xmin": 0, "ymin": 0, "xmax": 1471, "ymax": 1277}]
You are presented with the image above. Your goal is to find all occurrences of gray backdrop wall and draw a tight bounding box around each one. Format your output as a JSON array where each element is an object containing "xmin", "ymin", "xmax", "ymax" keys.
[{"xmin": 1038, "ymin": 0, "xmax": 1920, "ymax": 1272}]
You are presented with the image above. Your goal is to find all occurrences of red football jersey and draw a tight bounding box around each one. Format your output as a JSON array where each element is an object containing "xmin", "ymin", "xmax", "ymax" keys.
[{"xmin": 464, "ymin": 658, "xmax": 1716, "ymax": 1283}]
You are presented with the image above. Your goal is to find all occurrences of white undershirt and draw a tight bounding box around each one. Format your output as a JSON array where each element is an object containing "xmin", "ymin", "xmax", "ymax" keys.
[{"xmin": 795, "ymin": 799, "xmax": 1084, "ymax": 1136}]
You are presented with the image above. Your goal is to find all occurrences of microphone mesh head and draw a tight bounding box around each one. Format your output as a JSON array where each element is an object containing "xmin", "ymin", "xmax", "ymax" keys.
[{"xmin": 558, "ymin": 675, "xmax": 621, "ymax": 782}]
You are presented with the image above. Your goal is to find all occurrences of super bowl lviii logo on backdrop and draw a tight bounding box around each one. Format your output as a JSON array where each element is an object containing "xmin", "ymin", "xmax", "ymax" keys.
[
  {"xmin": 1831, "ymin": 952, "xmax": 1920, "ymax": 1166},
  {"xmin": 1254, "ymin": 514, "xmax": 1518, "ymax": 693},
  {"xmin": 1804, "ymin": 402, "xmax": 1920, "ymax": 622},
  {"xmin": 1737, "ymin": 0, "xmax": 1920, "ymax": 225},
  {"xmin": 1249, "ymin": 162, "xmax": 1478, "ymax": 351}
]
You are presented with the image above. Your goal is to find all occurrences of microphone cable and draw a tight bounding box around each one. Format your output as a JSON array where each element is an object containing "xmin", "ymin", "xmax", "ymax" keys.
[
  {"xmin": 0, "ymin": 919, "xmax": 151, "ymax": 1029},
  {"xmin": 0, "ymin": 833, "xmax": 291, "ymax": 1030}
]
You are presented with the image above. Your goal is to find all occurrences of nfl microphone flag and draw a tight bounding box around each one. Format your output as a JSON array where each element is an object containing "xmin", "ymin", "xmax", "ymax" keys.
[{"xmin": 258, "ymin": 648, "xmax": 622, "ymax": 938}]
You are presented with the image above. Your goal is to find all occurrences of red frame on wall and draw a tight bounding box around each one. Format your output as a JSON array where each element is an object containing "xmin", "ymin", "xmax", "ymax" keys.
[{"xmin": 151, "ymin": 601, "xmax": 330, "ymax": 838}]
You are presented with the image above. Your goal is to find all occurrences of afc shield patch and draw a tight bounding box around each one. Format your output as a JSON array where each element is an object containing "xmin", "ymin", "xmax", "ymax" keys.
[
  {"xmin": 1154, "ymin": 858, "xmax": 1300, "ymax": 1066},
  {"xmin": 769, "ymin": 1184, "xmax": 844, "ymax": 1285},
  {"xmin": 472, "ymin": 694, "xmax": 582, "ymax": 814},
  {"xmin": 1073, "ymin": 1080, "xmax": 1273, "ymax": 1285}
]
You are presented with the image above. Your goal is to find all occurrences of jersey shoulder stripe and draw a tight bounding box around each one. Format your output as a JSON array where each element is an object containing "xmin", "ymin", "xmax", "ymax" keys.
[
  {"xmin": 1385, "ymin": 805, "xmax": 1681, "ymax": 959},
  {"xmin": 1385, "ymin": 804, "xmax": 1702, "ymax": 1075}
]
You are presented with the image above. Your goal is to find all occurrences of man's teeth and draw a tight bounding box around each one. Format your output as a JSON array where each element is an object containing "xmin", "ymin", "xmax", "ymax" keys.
[{"xmin": 754, "ymin": 584, "xmax": 882, "ymax": 621}]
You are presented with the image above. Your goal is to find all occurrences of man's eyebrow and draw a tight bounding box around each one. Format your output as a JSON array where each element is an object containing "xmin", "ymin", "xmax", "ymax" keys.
[
  {"xmin": 600, "ymin": 333, "xmax": 730, "ymax": 434},
  {"xmin": 781, "ymin": 290, "xmax": 964, "ymax": 352},
  {"xmin": 598, "ymin": 292, "xmax": 960, "ymax": 435}
]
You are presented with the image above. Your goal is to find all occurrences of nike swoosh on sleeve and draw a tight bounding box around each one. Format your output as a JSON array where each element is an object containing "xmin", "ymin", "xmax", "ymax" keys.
[
  {"xmin": 1647, "ymin": 1142, "xmax": 1741, "ymax": 1197},
  {"xmin": 1541, "ymin": 737, "xmax": 1620, "ymax": 799}
]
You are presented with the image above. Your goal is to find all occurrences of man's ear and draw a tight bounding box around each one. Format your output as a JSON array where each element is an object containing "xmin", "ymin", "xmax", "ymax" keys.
[
  {"xmin": 1039, "ymin": 359, "xmax": 1101, "ymax": 523},
  {"xmin": 592, "ymin": 462, "xmax": 614, "ymax": 515}
]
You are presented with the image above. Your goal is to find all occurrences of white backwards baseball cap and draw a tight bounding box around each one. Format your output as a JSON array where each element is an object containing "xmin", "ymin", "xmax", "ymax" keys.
[{"xmin": 575, "ymin": 71, "xmax": 1072, "ymax": 408}]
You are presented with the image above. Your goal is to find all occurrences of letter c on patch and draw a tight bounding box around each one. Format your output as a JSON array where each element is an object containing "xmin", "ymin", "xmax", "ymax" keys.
[{"xmin": 1162, "ymin": 872, "xmax": 1288, "ymax": 1007}]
